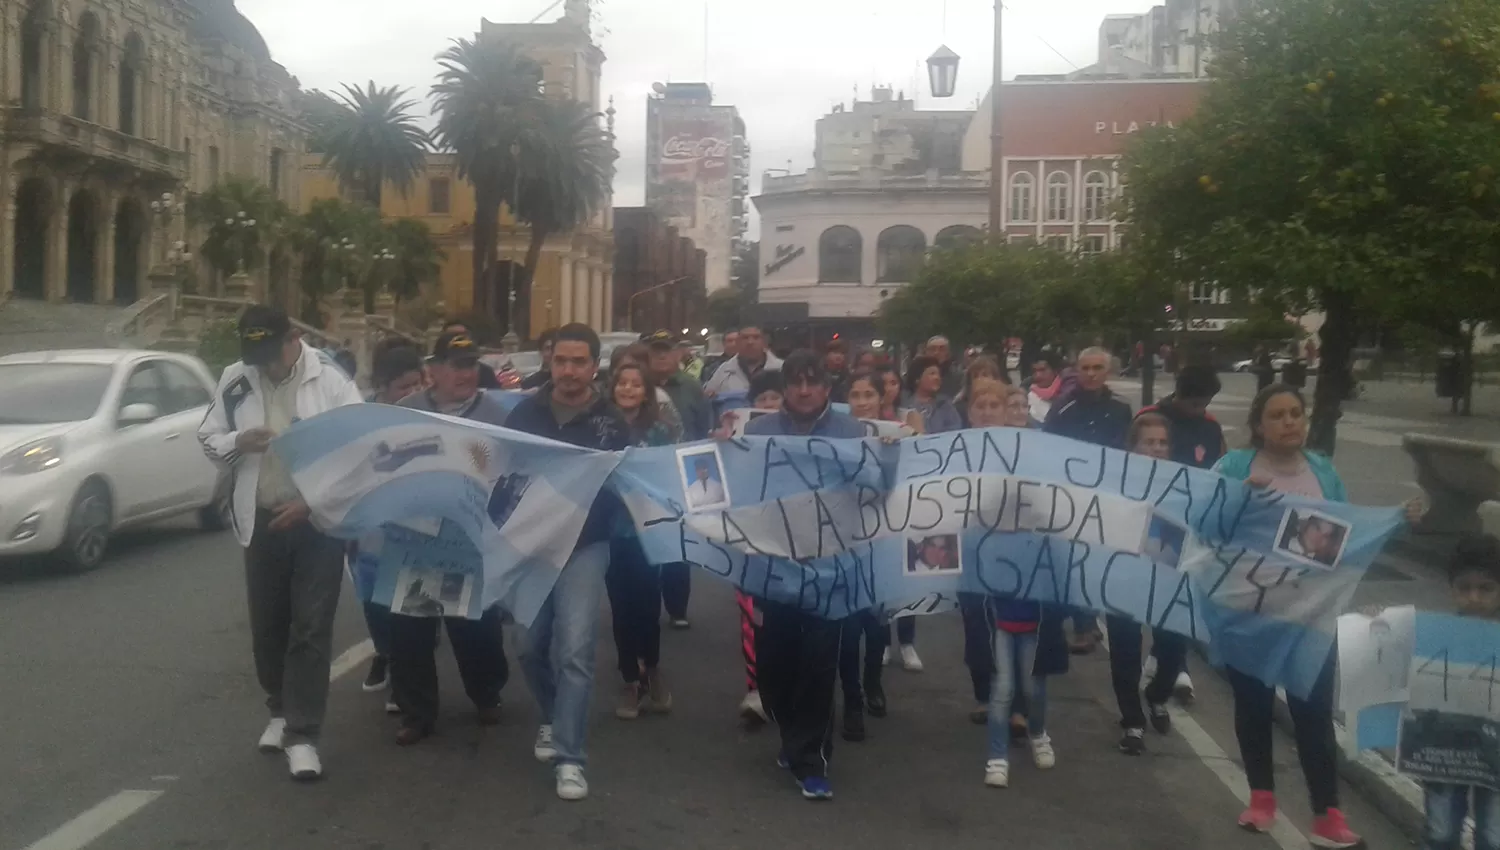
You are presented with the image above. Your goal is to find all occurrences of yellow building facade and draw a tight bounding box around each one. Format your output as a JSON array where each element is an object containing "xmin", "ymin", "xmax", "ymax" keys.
[{"xmin": 298, "ymin": 2, "xmax": 615, "ymax": 337}]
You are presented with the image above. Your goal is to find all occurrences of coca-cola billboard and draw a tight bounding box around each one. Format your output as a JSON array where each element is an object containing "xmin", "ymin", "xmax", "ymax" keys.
[{"xmin": 658, "ymin": 119, "xmax": 732, "ymax": 180}]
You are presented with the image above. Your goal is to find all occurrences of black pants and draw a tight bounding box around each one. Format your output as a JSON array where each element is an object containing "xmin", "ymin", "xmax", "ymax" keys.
[
  {"xmin": 893, "ymin": 614, "xmax": 916, "ymax": 646},
  {"xmin": 1228, "ymin": 661, "xmax": 1340, "ymax": 814},
  {"xmin": 1106, "ymin": 615, "xmax": 1186, "ymax": 729},
  {"xmin": 606, "ymin": 536, "xmax": 661, "ymax": 684},
  {"xmin": 661, "ymin": 562, "xmax": 692, "ymax": 620},
  {"xmin": 389, "ymin": 606, "xmax": 508, "ymax": 731},
  {"xmin": 759, "ymin": 601, "xmax": 840, "ymax": 780},
  {"xmin": 837, "ymin": 611, "xmax": 885, "ymax": 706},
  {"xmin": 960, "ymin": 594, "xmax": 994, "ymax": 703}
]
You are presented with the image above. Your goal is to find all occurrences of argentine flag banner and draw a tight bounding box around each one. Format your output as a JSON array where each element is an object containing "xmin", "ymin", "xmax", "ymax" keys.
[{"xmin": 274, "ymin": 405, "xmax": 621, "ymax": 626}]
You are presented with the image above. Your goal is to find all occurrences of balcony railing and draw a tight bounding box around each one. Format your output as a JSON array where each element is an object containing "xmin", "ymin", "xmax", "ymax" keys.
[{"xmin": 1, "ymin": 108, "xmax": 188, "ymax": 182}]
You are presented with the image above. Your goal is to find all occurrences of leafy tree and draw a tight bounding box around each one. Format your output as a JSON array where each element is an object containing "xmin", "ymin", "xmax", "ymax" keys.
[
  {"xmin": 706, "ymin": 287, "xmax": 748, "ymax": 332},
  {"xmin": 319, "ymin": 82, "xmax": 430, "ymax": 208},
  {"xmin": 1123, "ymin": 0, "xmax": 1500, "ymax": 450},
  {"xmin": 291, "ymin": 198, "xmax": 384, "ymax": 325},
  {"xmin": 296, "ymin": 89, "xmax": 345, "ymax": 154},
  {"xmin": 187, "ymin": 178, "xmax": 292, "ymax": 279},
  {"xmin": 511, "ymin": 98, "xmax": 613, "ymax": 339},
  {"xmin": 430, "ymin": 37, "xmax": 545, "ymax": 320},
  {"xmin": 382, "ymin": 218, "xmax": 445, "ymax": 303}
]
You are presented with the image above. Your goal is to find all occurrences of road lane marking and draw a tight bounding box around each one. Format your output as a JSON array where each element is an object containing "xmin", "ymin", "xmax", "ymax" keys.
[
  {"xmin": 1168, "ymin": 705, "xmax": 1309, "ymax": 850},
  {"xmin": 329, "ymin": 638, "xmax": 375, "ymax": 682},
  {"xmin": 21, "ymin": 790, "xmax": 164, "ymax": 850}
]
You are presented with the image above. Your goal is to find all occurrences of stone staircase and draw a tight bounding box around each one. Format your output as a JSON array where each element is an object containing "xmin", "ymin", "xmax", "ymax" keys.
[{"xmin": 0, "ymin": 298, "xmax": 130, "ymax": 356}]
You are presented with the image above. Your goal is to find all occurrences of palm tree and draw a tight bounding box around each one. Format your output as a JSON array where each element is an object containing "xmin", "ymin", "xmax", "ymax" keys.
[
  {"xmin": 429, "ymin": 37, "xmax": 544, "ymax": 317},
  {"xmin": 321, "ymin": 82, "xmax": 430, "ymax": 208},
  {"xmin": 511, "ymin": 98, "xmax": 613, "ymax": 337}
]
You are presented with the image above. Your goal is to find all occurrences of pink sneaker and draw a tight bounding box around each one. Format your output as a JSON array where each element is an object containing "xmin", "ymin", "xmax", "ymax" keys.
[
  {"xmin": 1237, "ymin": 790, "xmax": 1277, "ymax": 833},
  {"xmin": 1310, "ymin": 808, "xmax": 1363, "ymax": 849}
]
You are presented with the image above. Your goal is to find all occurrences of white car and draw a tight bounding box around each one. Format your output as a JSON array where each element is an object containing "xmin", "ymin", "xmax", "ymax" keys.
[
  {"xmin": 0, "ymin": 349, "xmax": 231, "ymax": 571},
  {"xmin": 1233, "ymin": 356, "xmax": 1292, "ymax": 373}
]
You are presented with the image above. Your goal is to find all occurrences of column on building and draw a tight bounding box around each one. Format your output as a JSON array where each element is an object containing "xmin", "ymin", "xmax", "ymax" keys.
[
  {"xmin": 2, "ymin": 15, "xmax": 18, "ymax": 104},
  {"xmin": 96, "ymin": 188, "xmax": 116, "ymax": 304},
  {"xmin": 46, "ymin": 177, "xmax": 71, "ymax": 301},
  {"xmin": 573, "ymin": 262, "xmax": 589, "ymax": 328},
  {"xmin": 0, "ymin": 172, "xmax": 14, "ymax": 299},
  {"xmin": 589, "ymin": 266, "xmax": 604, "ymax": 330},
  {"xmin": 602, "ymin": 271, "xmax": 614, "ymax": 332},
  {"xmin": 558, "ymin": 258, "xmax": 574, "ymax": 326}
]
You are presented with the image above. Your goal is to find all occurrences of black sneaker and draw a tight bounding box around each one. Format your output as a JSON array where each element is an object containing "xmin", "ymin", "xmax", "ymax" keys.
[
  {"xmin": 1148, "ymin": 703, "xmax": 1172, "ymax": 734},
  {"xmin": 1119, "ymin": 727, "xmax": 1146, "ymax": 755},
  {"xmin": 842, "ymin": 704, "xmax": 867, "ymax": 742},
  {"xmin": 362, "ymin": 655, "xmax": 389, "ymax": 692},
  {"xmin": 865, "ymin": 682, "xmax": 887, "ymax": 718}
]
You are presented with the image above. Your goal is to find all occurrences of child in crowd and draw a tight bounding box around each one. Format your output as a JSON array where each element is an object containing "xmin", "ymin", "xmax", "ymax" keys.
[
  {"xmin": 1421, "ymin": 533, "xmax": 1500, "ymax": 850},
  {"xmin": 966, "ymin": 378, "xmax": 1060, "ymax": 788},
  {"xmin": 735, "ymin": 370, "xmax": 787, "ymax": 727}
]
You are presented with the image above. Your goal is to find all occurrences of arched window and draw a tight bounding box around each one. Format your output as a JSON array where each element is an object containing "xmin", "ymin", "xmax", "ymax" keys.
[
  {"xmin": 1045, "ymin": 171, "xmax": 1073, "ymax": 222},
  {"xmin": 72, "ymin": 12, "xmax": 101, "ymax": 121},
  {"xmin": 1082, "ymin": 171, "xmax": 1110, "ymax": 222},
  {"xmin": 818, "ymin": 225, "xmax": 862, "ymax": 283},
  {"xmin": 876, "ymin": 226, "xmax": 926, "ymax": 283},
  {"xmin": 21, "ymin": 1, "xmax": 50, "ymax": 110},
  {"xmin": 935, "ymin": 225, "xmax": 983, "ymax": 249},
  {"xmin": 120, "ymin": 33, "xmax": 145, "ymax": 136},
  {"xmin": 1008, "ymin": 172, "xmax": 1035, "ymax": 222}
]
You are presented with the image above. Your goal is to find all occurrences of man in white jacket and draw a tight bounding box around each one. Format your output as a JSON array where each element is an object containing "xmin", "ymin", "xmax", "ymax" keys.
[
  {"xmin": 198, "ymin": 305, "xmax": 362, "ymax": 781},
  {"xmin": 702, "ymin": 325, "xmax": 782, "ymax": 400}
]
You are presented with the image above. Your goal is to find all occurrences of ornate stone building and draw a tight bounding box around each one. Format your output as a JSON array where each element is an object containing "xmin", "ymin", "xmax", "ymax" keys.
[{"xmin": 0, "ymin": 0, "xmax": 306, "ymax": 306}]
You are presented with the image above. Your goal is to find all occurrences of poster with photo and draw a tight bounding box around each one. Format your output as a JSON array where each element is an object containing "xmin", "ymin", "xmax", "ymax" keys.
[
  {"xmin": 394, "ymin": 567, "xmax": 474, "ymax": 618},
  {"xmin": 677, "ymin": 445, "xmax": 731, "ymax": 512},
  {"xmin": 905, "ymin": 534, "xmax": 961, "ymax": 577},
  {"xmin": 1273, "ymin": 507, "xmax": 1351, "ymax": 570}
]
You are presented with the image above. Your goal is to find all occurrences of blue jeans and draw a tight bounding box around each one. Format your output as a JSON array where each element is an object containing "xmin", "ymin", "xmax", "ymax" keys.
[
  {"xmin": 987, "ymin": 628, "xmax": 1047, "ymax": 760},
  {"xmin": 521, "ymin": 541, "xmax": 609, "ymax": 768},
  {"xmin": 1425, "ymin": 782, "xmax": 1499, "ymax": 850}
]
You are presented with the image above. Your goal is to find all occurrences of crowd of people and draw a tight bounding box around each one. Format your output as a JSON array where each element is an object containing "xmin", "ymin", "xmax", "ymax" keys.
[{"xmin": 198, "ymin": 307, "xmax": 1492, "ymax": 850}]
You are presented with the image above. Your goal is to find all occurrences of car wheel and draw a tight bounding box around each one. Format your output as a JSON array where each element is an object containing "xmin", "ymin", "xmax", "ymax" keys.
[
  {"xmin": 199, "ymin": 474, "xmax": 233, "ymax": 532},
  {"xmin": 59, "ymin": 480, "xmax": 112, "ymax": 572}
]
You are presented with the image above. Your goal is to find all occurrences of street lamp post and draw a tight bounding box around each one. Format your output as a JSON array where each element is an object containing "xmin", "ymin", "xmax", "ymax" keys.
[{"xmin": 502, "ymin": 140, "xmax": 522, "ymax": 353}]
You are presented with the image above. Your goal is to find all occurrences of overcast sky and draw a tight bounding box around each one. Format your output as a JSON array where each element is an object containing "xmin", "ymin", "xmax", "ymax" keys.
[{"xmin": 241, "ymin": 0, "xmax": 1157, "ymax": 214}]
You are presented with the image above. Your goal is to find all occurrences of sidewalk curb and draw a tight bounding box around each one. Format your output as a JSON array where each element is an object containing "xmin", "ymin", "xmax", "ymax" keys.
[{"xmin": 1188, "ymin": 645, "xmax": 1426, "ymax": 840}]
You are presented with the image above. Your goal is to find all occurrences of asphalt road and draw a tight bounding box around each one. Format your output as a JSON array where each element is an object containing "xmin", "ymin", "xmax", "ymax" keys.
[{"xmin": 2, "ymin": 518, "xmax": 1415, "ymax": 850}]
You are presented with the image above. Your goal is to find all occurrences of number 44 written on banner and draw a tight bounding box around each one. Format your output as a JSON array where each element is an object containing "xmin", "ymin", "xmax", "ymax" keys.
[{"xmin": 1409, "ymin": 651, "xmax": 1500, "ymax": 720}]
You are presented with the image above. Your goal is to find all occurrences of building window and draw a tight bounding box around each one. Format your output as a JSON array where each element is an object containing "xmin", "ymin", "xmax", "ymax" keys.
[
  {"xmin": 1042, "ymin": 234, "xmax": 1070, "ymax": 251},
  {"xmin": 428, "ymin": 178, "xmax": 451, "ymax": 214},
  {"xmin": 876, "ymin": 226, "xmax": 927, "ymax": 283},
  {"xmin": 119, "ymin": 33, "xmax": 144, "ymax": 135},
  {"xmin": 1045, "ymin": 172, "xmax": 1073, "ymax": 222},
  {"xmin": 935, "ymin": 225, "xmax": 983, "ymax": 250},
  {"xmin": 1009, "ymin": 172, "xmax": 1035, "ymax": 222},
  {"xmin": 1189, "ymin": 282, "xmax": 1227, "ymax": 305},
  {"xmin": 818, "ymin": 225, "xmax": 862, "ymax": 283},
  {"xmin": 1079, "ymin": 234, "xmax": 1107, "ymax": 255},
  {"xmin": 1083, "ymin": 171, "xmax": 1110, "ymax": 222},
  {"xmin": 208, "ymin": 146, "xmax": 221, "ymax": 185}
]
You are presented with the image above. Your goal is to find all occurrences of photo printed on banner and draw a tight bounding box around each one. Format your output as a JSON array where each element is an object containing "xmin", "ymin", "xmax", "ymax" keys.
[
  {"xmin": 678, "ymin": 445, "xmax": 731, "ymax": 512},
  {"xmin": 1274, "ymin": 507, "xmax": 1351, "ymax": 570},
  {"xmin": 395, "ymin": 568, "xmax": 473, "ymax": 618},
  {"xmin": 905, "ymin": 534, "xmax": 962, "ymax": 577}
]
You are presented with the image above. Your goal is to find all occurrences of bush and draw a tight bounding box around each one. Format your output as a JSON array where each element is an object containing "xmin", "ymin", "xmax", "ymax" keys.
[{"xmin": 196, "ymin": 319, "xmax": 241, "ymax": 378}]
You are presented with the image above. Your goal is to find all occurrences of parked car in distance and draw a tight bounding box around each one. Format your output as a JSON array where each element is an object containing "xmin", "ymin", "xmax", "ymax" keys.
[
  {"xmin": 1233, "ymin": 356, "xmax": 1292, "ymax": 373},
  {"xmin": 0, "ymin": 349, "xmax": 232, "ymax": 571}
]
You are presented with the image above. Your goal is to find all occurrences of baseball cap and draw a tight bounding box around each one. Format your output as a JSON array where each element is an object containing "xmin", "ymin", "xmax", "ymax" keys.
[
  {"xmin": 238, "ymin": 305, "xmax": 292, "ymax": 367},
  {"xmin": 430, "ymin": 331, "xmax": 481, "ymax": 366},
  {"xmin": 641, "ymin": 329, "xmax": 676, "ymax": 349}
]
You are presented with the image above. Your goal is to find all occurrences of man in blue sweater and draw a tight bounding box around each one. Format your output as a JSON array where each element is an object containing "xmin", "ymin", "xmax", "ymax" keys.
[
  {"xmin": 743, "ymin": 350, "xmax": 863, "ymax": 802},
  {"xmin": 504, "ymin": 324, "xmax": 631, "ymax": 802}
]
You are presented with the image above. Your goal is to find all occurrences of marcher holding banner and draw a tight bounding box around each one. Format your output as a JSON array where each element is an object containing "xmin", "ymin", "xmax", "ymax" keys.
[
  {"xmin": 742, "ymin": 351, "xmax": 864, "ymax": 801},
  {"xmin": 505, "ymin": 324, "xmax": 632, "ymax": 801},
  {"xmin": 197, "ymin": 305, "xmax": 363, "ymax": 782},
  {"xmin": 733, "ymin": 369, "xmax": 787, "ymax": 728},
  {"xmin": 1214, "ymin": 385, "xmax": 1361, "ymax": 846},
  {"xmin": 385, "ymin": 332, "xmax": 512, "ymax": 746},
  {"xmin": 605, "ymin": 362, "xmax": 678, "ymax": 720},
  {"xmin": 644, "ymin": 330, "xmax": 712, "ymax": 630}
]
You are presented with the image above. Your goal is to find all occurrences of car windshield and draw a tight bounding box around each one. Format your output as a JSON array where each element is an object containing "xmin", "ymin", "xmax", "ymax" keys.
[{"xmin": 0, "ymin": 363, "xmax": 113, "ymax": 424}]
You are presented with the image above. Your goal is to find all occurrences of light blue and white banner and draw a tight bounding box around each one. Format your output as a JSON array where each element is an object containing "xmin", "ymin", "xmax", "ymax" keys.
[
  {"xmin": 1340, "ymin": 609, "xmax": 1500, "ymax": 787},
  {"xmin": 276, "ymin": 404, "xmax": 620, "ymax": 626}
]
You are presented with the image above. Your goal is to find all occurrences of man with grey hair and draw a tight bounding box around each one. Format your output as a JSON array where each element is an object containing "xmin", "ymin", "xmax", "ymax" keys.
[{"xmin": 924, "ymin": 335, "xmax": 962, "ymax": 398}]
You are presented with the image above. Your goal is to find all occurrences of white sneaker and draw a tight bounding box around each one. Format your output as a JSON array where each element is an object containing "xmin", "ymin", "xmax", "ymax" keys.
[
  {"xmin": 899, "ymin": 643, "xmax": 924, "ymax": 672},
  {"xmin": 533, "ymin": 725, "xmax": 557, "ymax": 762},
  {"xmin": 1030, "ymin": 734, "xmax": 1056, "ymax": 769},
  {"xmin": 984, "ymin": 758, "xmax": 1010, "ymax": 788},
  {"xmin": 739, "ymin": 690, "xmax": 768, "ymax": 722},
  {"xmin": 286, "ymin": 743, "xmax": 322, "ymax": 781},
  {"xmin": 257, "ymin": 718, "xmax": 286, "ymax": 753},
  {"xmin": 556, "ymin": 764, "xmax": 588, "ymax": 800},
  {"xmin": 384, "ymin": 699, "xmax": 400, "ymax": 715},
  {"xmin": 1174, "ymin": 671, "xmax": 1195, "ymax": 703},
  {"xmin": 882, "ymin": 646, "xmax": 891, "ymax": 666}
]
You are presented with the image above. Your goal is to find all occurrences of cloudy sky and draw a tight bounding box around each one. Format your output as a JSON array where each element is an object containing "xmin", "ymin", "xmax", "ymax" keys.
[{"xmin": 240, "ymin": 0, "xmax": 1156, "ymax": 212}]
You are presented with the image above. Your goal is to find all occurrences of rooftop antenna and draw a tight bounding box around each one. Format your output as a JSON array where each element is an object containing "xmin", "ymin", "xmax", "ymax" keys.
[{"xmin": 530, "ymin": 0, "xmax": 564, "ymax": 24}]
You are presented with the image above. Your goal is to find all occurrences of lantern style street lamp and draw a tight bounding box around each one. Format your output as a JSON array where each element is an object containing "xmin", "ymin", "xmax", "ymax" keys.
[{"xmin": 927, "ymin": 45, "xmax": 960, "ymax": 98}]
